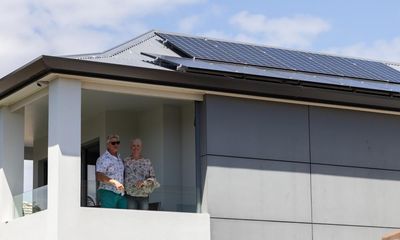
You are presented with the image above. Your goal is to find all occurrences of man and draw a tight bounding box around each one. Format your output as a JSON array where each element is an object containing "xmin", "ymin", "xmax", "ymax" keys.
[{"xmin": 96, "ymin": 134, "xmax": 127, "ymax": 208}]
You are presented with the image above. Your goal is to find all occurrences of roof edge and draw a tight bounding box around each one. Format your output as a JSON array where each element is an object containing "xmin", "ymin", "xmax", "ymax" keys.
[
  {"xmin": 0, "ymin": 56, "xmax": 51, "ymax": 100},
  {"xmin": 2, "ymin": 55, "xmax": 400, "ymax": 112}
]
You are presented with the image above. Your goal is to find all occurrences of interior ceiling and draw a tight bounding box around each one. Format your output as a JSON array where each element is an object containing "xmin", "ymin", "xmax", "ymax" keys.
[
  {"xmin": 24, "ymin": 89, "xmax": 192, "ymax": 146},
  {"xmin": 81, "ymin": 89, "xmax": 191, "ymax": 121}
]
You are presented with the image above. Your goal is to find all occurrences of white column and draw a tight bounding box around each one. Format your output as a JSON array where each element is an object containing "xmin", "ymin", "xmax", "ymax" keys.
[
  {"xmin": 0, "ymin": 107, "xmax": 24, "ymax": 222},
  {"xmin": 47, "ymin": 78, "xmax": 81, "ymax": 240}
]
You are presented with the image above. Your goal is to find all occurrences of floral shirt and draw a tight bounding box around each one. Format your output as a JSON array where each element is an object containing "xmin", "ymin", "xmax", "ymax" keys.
[
  {"xmin": 124, "ymin": 157, "xmax": 155, "ymax": 197},
  {"xmin": 96, "ymin": 151, "xmax": 124, "ymax": 194}
]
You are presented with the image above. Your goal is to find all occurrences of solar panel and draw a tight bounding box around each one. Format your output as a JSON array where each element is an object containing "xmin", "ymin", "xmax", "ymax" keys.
[
  {"xmin": 144, "ymin": 53, "xmax": 400, "ymax": 94},
  {"xmin": 156, "ymin": 32, "xmax": 400, "ymax": 84}
]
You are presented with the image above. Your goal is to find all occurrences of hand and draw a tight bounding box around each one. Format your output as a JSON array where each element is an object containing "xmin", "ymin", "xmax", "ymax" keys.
[
  {"xmin": 111, "ymin": 180, "xmax": 125, "ymax": 192},
  {"xmin": 135, "ymin": 180, "xmax": 144, "ymax": 188}
]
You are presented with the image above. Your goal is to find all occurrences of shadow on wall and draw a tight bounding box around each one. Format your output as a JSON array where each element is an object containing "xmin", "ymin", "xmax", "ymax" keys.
[{"xmin": 207, "ymin": 155, "xmax": 400, "ymax": 181}]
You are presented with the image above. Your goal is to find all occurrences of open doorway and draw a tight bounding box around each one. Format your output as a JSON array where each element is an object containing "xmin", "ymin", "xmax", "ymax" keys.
[{"xmin": 81, "ymin": 139, "xmax": 100, "ymax": 207}]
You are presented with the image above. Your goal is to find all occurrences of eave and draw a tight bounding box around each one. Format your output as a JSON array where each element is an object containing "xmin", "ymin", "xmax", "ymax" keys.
[{"xmin": 2, "ymin": 55, "xmax": 400, "ymax": 112}]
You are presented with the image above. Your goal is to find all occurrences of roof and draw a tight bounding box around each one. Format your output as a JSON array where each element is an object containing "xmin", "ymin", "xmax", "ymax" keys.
[
  {"xmin": 65, "ymin": 30, "xmax": 400, "ymax": 93},
  {"xmin": 66, "ymin": 31, "xmax": 179, "ymax": 69},
  {"xmin": 2, "ymin": 30, "xmax": 400, "ymax": 111}
]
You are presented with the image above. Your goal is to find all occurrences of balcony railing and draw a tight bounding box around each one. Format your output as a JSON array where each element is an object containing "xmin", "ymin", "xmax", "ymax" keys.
[
  {"xmin": 12, "ymin": 185, "xmax": 48, "ymax": 219},
  {"xmin": 84, "ymin": 180, "xmax": 197, "ymax": 212},
  {"xmin": 11, "ymin": 178, "xmax": 197, "ymax": 221}
]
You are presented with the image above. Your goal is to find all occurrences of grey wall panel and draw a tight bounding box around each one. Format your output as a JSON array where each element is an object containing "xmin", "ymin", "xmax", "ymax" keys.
[
  {"xmin": 312, "ymin": 164, "xmax": 400, "ymax": 227},
  {"xmin": 206, "ymin": 156, "xmax": 311, "ymax": 222},
  {"xmin": 313, "ymin": 224, "xmax": 394, "ymax": 240},
  {"xmin": 310, "ymin": 106, "xmax": 400, "ymax": 170},
  {"xmin": 205, "ymin": 95, "xmax": 310, "ymax": 163},
  {"xmin": 211, "ymin": 218, "xmax": 312, "ymax": 240}
]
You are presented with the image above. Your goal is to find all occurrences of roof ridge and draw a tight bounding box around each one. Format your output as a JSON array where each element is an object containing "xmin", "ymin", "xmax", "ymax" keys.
[
  {"xmin": 106, "ymin": 30, "xmax": 157, "ymax": 57},
  {"xmin": 67, "ymin": 30, "xmax": 158, "ymax": 60}
]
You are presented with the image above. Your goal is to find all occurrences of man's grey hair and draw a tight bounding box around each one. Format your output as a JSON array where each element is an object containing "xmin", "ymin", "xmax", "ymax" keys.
[{"xmin": 106, "ymin": 134, "xmax": 120, "ymax": 144}]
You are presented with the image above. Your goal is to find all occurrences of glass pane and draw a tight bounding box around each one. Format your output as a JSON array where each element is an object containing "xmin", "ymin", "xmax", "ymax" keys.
[{"xmin": 13, "ymin": 185, "xmax": 48, "ymax": 219}]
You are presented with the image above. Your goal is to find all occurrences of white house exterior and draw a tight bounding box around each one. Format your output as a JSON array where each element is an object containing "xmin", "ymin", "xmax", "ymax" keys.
[{"xmin": 2, "ymin": 30, "xmax": 400, "ymax": 240}]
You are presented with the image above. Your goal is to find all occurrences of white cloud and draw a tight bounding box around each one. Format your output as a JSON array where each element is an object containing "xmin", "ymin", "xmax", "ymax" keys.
[
  {"xmin": 178, "ymin": 15, "xmax": 201, "ymax": 32},
  {"xmin": 229, "ymin": 11, "xmax": 330, "ymax": 48},
  {"xmin": 0, "ymin": 0, "xmax": 201, "ymax": 77},
  {"xmin": 325, "ymin": 38, "xmax": 400, "ymax": 63},
  {"xmin": 200, "ymin": 30, "xmax": 231, "ymax": 40}
]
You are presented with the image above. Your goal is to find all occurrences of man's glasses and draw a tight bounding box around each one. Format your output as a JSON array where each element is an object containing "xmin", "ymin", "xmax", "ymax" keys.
[{"xmin": 110, "ymin": 141, "xmax": 120, "ymax": 146}]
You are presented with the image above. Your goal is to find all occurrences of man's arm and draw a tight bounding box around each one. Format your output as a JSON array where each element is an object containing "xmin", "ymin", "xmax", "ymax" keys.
[{"xmin": 96, "ymin": 172, "xmax": 125, "ymax": 192}]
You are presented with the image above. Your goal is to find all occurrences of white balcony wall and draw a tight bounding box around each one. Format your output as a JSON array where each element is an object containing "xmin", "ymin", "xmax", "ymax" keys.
[
  {"xmin": 0, "ymin": 208, "xmax": 210, "ymax": 240},
  {"xmin": 73, "ymin": 208, "xmax": 210, "ymax": 240},
  {"xmin": 0, "ymin": 210, "xmax": 48, "ymax": 240}
]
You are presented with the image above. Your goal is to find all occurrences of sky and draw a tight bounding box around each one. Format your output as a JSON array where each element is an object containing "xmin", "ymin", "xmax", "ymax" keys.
[{"xmin": 1, "ymin": 0, "xmax": 400, "ymax": 78}]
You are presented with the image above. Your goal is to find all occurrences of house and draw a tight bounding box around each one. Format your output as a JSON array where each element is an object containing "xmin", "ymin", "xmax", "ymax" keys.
[{"xmin": 1, "ymin": 30, "xmax": 400, "ymax": 240}]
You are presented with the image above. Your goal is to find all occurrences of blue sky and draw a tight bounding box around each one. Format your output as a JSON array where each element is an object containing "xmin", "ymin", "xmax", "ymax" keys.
[{"xmin": 1, "ymin": 0, "xmax": 400, "ymax": 78}]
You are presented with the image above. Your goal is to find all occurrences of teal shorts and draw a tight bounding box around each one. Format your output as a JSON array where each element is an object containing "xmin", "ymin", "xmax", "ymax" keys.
[{"xmin": 98, "ymin": 189, "xmax": 128, "ymax": 209}]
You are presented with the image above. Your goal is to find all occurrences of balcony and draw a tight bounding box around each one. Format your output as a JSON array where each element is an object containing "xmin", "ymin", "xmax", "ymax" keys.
[
  {"xmin": 0, "ymin": 78, "xmax": 210, "ymax": 240},
  {"xmin": 0, "ymin": 206, "xmax": 210, "ymax": 240}
]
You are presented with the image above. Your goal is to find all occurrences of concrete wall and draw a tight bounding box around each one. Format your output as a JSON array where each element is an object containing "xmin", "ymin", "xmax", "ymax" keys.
[{"xmin": 202, "ymin": 95, "xmax": 400, "ymax": 240}]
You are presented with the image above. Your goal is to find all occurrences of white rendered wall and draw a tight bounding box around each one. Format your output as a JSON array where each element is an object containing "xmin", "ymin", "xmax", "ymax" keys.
[
  {"xmin": 47, "ymin": 78, "xmax": 81, "ymax": 240},
  {"xmin": 0, "ymin": 210, "xmax": 48, "ymax": 240},
  {"xmin": 0, "ymin": 169, "xmax": 14, "ymax": 223},
  {"xmin": 0, "ymin": 107, "xmax": 24, "ymax": 222},
  {"xmin": 0, "ymin": 208, "xmax": 210, "ymax": 240},
  {"xmin": 73, "ymin": 208, "xmax": 210, "ymax": 240}
]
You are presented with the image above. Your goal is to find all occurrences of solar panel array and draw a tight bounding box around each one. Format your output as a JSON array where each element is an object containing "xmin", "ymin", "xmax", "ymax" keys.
[
  {"xmin": 150, "ymin": 54, "xmax": 400, "ymax": 93},
  {"xmin": 156, "ymin": 32, "xmax": 400, "ymax": 83}
]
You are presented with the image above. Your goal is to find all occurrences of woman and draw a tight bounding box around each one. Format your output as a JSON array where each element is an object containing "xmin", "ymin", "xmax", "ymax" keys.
[{"xmin": 124, "ymin": 138, "xmax": 159, "ymax": 210}]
